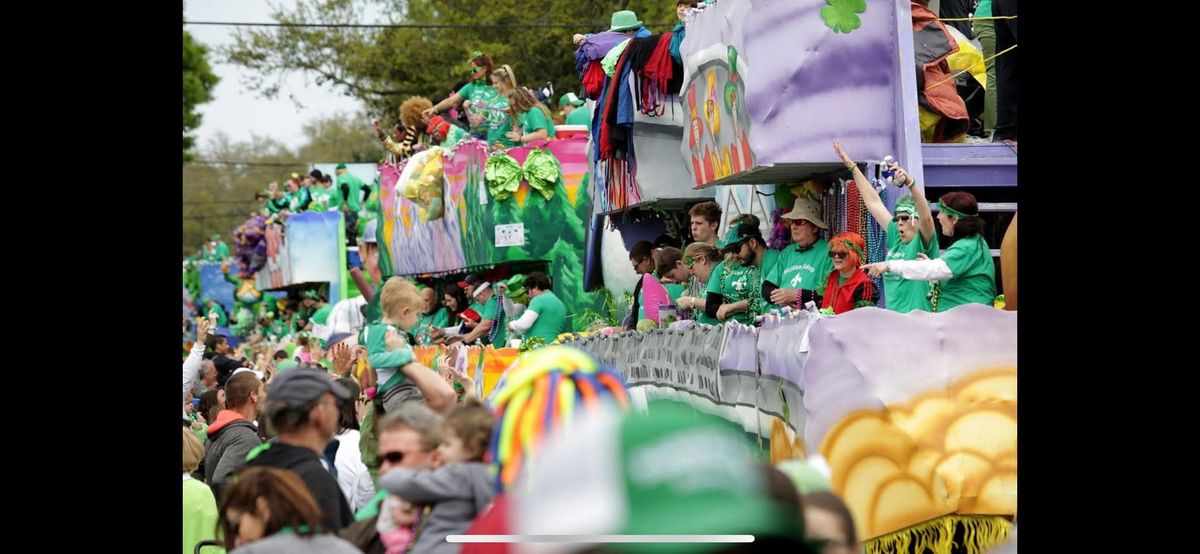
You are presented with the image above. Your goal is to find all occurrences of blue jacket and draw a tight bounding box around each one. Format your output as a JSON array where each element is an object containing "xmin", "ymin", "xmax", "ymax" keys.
[{"xmin": 670, "ymin": 22, "xmax": 686, "ymax": 65}]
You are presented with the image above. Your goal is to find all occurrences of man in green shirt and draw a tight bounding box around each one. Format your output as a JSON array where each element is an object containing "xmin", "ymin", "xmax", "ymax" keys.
[
  {"xmin": 336, "ymin": 163, "xmax": 364, "ymax": 244},
  {"xmin": 764, "ymin": 199, "xmax": 832, "ymax": 310},
  {"xmin": 204, "ymin": 234, "xmax": 230, "ymax": 262},
  {"xmin": 508, "ymin": 272, "xmax": 567, "ymax": 343},
  {"xmin": 560, "ymin": 93, "xmax": 592, "ymax": 127},
  {"xmin": 457, "ymin": 274, "xmax": 487, "ymax": 315},
  {"xmin": 459, "ymin": 281, "xmax": 508, "ymax": 346},
  {"xmin": 705, "ymin": 223, "xmax": 769, "ymax": 325}
]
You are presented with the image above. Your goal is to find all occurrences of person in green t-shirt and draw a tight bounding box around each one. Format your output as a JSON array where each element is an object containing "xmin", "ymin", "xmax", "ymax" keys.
[
  {"xmin": 205, "ymin": 299, "xmax": 229, "ymax": 328},
  {"xmin": 676, "ymin": 242, "xmax": 722, "ymax": 325},
  {"xmin": 335, "ymin": 163, "xmax": 366, "ymax": 244},
  {"xmin": 204, "ymin": 234, "xmax": 231, "ymax": 262},
  {"xmin": 314, "ymin": 174, "xmax": 341, "ymax": 211},
  {"xmin": 864, "ymin": 191, "xmax": 997, "ymax": 312},
  {"xmin": 560, "ymin": 92, "xmax": 591, "ymax": 127},
  {"xmin": 284, "ymin": 176, "xmax": 312, "ymax": 213},
  {"xmin": 508, "ymin": 272, "xmax": 568, "ymax": 343},
  {"xmin": 833, "ymin": 140, "xmax": 939, "ymax": 313},
  {"xmin": 425, "ymin": 54, "xmax": 516, "ymax": 142},
  {"xmin": 656, "ymin": 247, "xmax": 690, "ymax": 287},
  {"xmin": 254, "ymin": 190, "xmax": 272, "ymax": 217},
  {"xmin": 305, "ymin": 170, "xmax": 335, "ymax": 212},
  {"xmin": 334, "ymin": 164, "xmax": 365, "ymax": 213},
  {"xmin": 413, "ymin": 285, "xmax": 450, "ymax": 346},
  {"xmin": 705, "ymin": 223, "xmax": 769, "ymax": 325},
  {"xmin": 764, "ymin": 199, "xmax": 833, "ymax": 311},
  {"xmin": 493, "ymin": 87, "xmax": 558, "ymax": 148}
]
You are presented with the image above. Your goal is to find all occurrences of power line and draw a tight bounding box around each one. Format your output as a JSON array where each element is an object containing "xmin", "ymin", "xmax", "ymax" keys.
[
  {"xmin": 184, "ymin": 20, "xmax": 673, "ymax": 29},
  {"xmin": 182, "ymin": 214, "xmax": 257, "ymax": 221},
  {"xmin": 187, "ymin": 160, "xmax": 309, "ymax": 167}
]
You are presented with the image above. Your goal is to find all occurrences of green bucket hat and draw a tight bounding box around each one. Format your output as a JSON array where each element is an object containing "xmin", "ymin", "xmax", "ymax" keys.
[
  {"xmin": 502, "ymin": 274, "xmax": 527, "ymax": 299},
  {"xmin": 609, "ymin": 10, "xmax": 643, "ymax": 32},
  {"xmin": 335, "ymin": 163, "xmax": 348, "ymax": 170},
  {"xmin": 512, "ymin": 401, "xmax": 815, "ymax": 552}
]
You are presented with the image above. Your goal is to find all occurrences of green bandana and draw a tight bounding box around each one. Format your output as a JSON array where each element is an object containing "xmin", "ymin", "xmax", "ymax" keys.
[
  {"xmin": 938, "ymin": 200, "xmax": 978, "ymax": 219},
  {"xmin": 837, "ymin": 239, "xmax": 866, "ymax": 261}
]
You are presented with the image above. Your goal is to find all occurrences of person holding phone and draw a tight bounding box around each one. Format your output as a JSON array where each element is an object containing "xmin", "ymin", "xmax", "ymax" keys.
[{"xmin": 832, "ymin": 140, "xmax": 938, "ymax": 313}]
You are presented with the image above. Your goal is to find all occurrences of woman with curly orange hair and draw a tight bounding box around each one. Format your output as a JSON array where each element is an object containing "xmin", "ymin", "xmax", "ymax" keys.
[{"xmin": 821, "ymin": 232, "xmax": 878, "ymax": 314}]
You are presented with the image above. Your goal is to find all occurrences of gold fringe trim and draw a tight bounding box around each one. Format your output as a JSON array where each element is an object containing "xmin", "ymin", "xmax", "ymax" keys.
[{"xmin": 865, "ymin": 515, "xmax": 1013, "ymax": 554}]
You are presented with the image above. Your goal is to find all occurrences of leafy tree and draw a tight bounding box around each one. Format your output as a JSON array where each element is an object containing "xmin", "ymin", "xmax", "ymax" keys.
[
  {"xmin": 183, "ymin": 30, "xmax": 220, "ymax": 161},
  {"xmin": 222, "ymin": 0, "xmax": 674, "ymax": 126}
]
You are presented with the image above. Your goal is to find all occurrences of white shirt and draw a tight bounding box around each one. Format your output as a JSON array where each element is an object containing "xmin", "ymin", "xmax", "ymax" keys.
[{"xmin": 334, "ymin": 429, "xmax": 376, "ymax": 512}]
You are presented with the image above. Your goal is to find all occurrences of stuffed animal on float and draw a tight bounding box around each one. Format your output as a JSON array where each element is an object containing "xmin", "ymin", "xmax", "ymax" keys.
[{"xmin": 234, "ymin": 215, "xmax": 268, "ymax": 278}]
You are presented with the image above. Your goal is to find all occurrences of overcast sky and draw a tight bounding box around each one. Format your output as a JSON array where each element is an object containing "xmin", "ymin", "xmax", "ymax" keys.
[{"xmin": 185, "ymin": 1, "xmax": 380, "ymax": 151}]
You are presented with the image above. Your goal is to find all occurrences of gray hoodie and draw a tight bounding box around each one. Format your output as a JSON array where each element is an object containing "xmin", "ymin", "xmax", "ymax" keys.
[
  {"xmin": 229, "ymin": 532, "xmax": 362, "ymax": 554},
  {"xmin": 379, "ymin": 462, "xmax": 495, "ymax": 554},
  {"xmin": 202, "ymin": 410, "xmax": 262, "ymax": 499}
]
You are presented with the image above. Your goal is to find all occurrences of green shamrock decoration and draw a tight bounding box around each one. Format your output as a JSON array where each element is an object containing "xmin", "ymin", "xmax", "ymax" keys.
[{"xmin": 821, "ymin": 0, "xmax": 867, "ymax": 33}]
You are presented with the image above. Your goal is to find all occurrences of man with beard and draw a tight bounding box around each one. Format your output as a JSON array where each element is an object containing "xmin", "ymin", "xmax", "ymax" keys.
[{"xmin": 705, "ymin": 223, "xmax": 769, "ymax": 325}]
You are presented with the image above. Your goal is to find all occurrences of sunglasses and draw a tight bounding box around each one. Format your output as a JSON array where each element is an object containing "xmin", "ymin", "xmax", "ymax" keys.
[
  {"xmin": 895, "ymin": 215, "xmax": 912, "ymax": 222},
  {"xmin": 828, "ymin": 251, "xmax": 849, "ymax": 259},
  {"xmin": 380, "ymin": 451, "xmax": 406, "ymax": 464}
]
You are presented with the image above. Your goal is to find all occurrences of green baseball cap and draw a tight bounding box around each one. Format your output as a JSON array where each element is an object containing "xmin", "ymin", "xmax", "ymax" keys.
[
  {"xmin": 512, "ymin": 401, "xmax": 814, "ymax": 552},
  {"xmin": 559, "ymin": 92, "xmax": 585, "ymax": 107},
  {"xmin": 719, "ymin": 222, "xmax": 763, "ymax": 254}
]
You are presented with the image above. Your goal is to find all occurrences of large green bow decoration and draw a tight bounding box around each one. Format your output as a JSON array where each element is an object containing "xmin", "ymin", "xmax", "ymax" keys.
[{"xmin": 484, "ymin": 150, "xmax": 561, "ymax": 202}]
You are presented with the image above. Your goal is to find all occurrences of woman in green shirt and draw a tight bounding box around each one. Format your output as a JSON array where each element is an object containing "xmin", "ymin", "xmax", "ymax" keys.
[
  {"xmin": 833, "ymin": 140, "xmax": 938, "ymax": 313},
  {"xmin": 425, "ymin": 55, "xmax": 516, "ymax": 143},
  {"xmin": 676, "ymin": 242, "xmax": 722, "ymax": 325},
  {"xmin": 864, "ymin": 191, "xmax": 997, "ymax": 312},
  {"xmin": 494, "ymin": 87, "xmax": 557, "ymax": 148}
]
